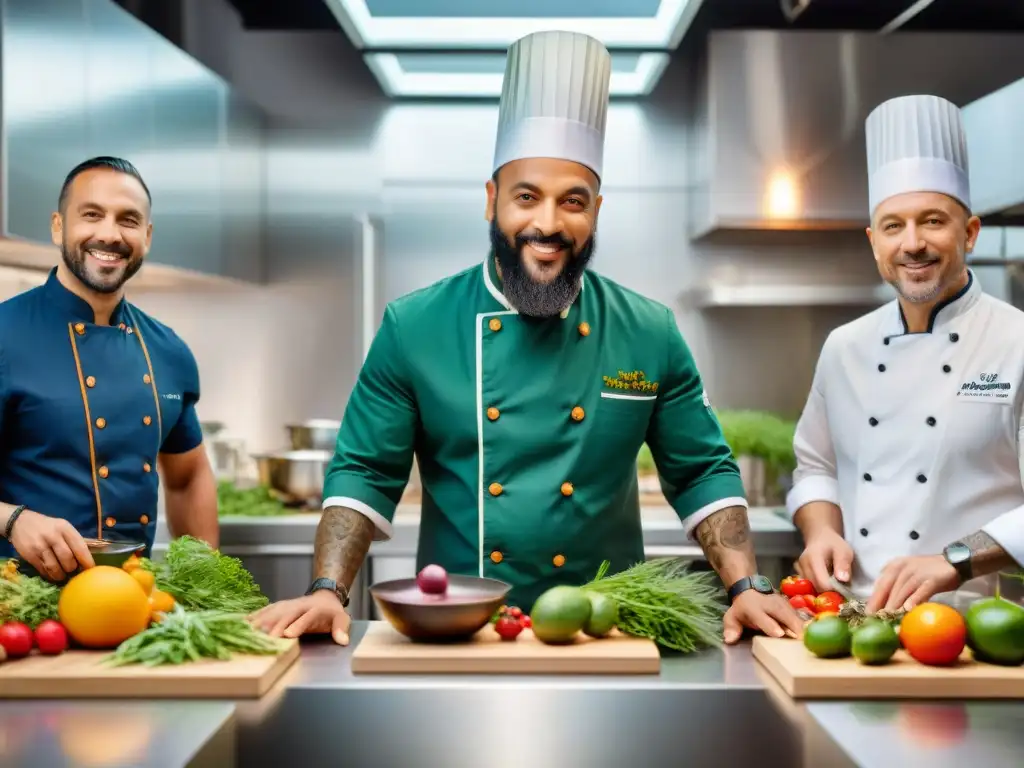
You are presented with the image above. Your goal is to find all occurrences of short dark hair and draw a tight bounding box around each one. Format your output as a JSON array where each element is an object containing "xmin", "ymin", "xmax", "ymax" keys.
[{"xmin": 58, "ymin": 156, "xmax": 152, "ymax": 213}]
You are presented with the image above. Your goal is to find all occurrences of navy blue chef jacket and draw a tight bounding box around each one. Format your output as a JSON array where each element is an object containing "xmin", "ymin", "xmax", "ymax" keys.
[{"xmin": 0, "ymin": 268, "xmax": 203, "ymax": 560}]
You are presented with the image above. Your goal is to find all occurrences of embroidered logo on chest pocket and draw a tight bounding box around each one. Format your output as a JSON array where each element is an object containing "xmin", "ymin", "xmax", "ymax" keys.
[{"xmin": 956, "ymin": 372, "xmax": 1014, "ymax": 404}]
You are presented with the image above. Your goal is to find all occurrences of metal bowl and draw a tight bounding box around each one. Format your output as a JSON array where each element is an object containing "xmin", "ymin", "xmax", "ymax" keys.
[
  {"xmin": 285, "ymin": 420, "xmax": 341, "ymax": 452},
  {"xmin": 83, "ymin": 538, "xmax": 145, "ymax": 568},
  {"xmin": 252, "ymin": 449, "xmax": 331, "ymax": 505},
  {"xmin": 370, "ymin": 575, "xmax": 512, "ymax": 642}
]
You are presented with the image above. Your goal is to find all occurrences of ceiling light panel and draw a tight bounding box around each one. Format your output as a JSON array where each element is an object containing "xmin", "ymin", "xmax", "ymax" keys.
[
  {"xmin": 364, "ymin": 51, "xmax": 670, "ymax": 98},
  {"xmin": 328, "ymin": 0, "xmax": 699, "ymax": 49}
]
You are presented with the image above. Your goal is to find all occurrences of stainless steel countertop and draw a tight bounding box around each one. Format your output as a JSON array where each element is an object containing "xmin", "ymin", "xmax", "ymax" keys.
[
  {"xmin": 154, "ymin": 505, "xmax": 803, "ymax": 559},
  {"xmin": 5, "ymin": 621, "xmax": 1021, "ymax": 767}
]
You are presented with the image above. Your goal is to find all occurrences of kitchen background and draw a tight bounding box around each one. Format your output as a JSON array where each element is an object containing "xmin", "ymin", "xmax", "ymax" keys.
[{"xmin": 2, "ymin": 0, "xmax": 1024, "ymax": 611}]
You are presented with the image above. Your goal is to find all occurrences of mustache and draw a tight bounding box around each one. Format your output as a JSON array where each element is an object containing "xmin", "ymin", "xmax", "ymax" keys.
[
  {"xmin": 82, "ymin": 241, "xmax": 131, "ymax": 258},
  {"xmin": 515, "ymin": 232, "xmax": 573, "ymax": 251}
]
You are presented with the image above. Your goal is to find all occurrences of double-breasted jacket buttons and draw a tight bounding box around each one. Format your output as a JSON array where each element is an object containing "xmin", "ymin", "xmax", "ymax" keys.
[
  {"xmin": 909, "ymin": 530, "xmax": 920, "ymax": 540},
  {"xmin": 578, "ymin": 322, "xmax": 590, "ymax": 337},
  {"xmin": 949, "ymin": 333, "xmax": 959, "ymax": 342},
  {"xmin": 488, "ymin": 482, "xmax": 503, "ymax": 497},
  {"xmin": 86, "ymin": 376, "xmax": 96, "ymax": 388},
  {"xmin": 74, "ymin": 322, "xmax": 85, "ymax": 335},
  {"xmin": 877, "ymin": 364, "xmax": 886, "ymax": 372},
  {"xmin": 571, "ymin": 406, "xmax": 585, "ymax": 422},
  {"xmin": 143, "ymin": 462, "xmax": 152, "ymax": 473},
  {"xmin": 943, "ymin": 364, "xmax": 952, "ymax": 373},
  {"xmin": 140, "ymin": 514, "xmax": 150, "ymax": 525},
  {"xmin": 95, "ymin": 418, "xmax": 106, "ymax": 429},
  {"xmin": 490, "ymin": 550, "xmax": 503, "ymax": 564},
  {"xmin": 486, "ymin": 407, "xmax": 500, "ymax": 421},
  {"xmin": 863, "ymin": 473, "xmax": 872, "ymax": 481},
  {"xmin": 488, "ymin": 318, "xmax": 502, "ymax": 332},
  {"xmin": 916, "ymin": 474, "xmax": 927, "ymax": 483},
  {"xmin": 868, "ymin": 417, "xmax": 878, "ymax": 426},
  {"xmin": 926, "ymin": 416, "xmax": 936, "ymax": 426},
  {"xmin": 143, "ymin": 415, "xmax": 152, "ymax": 426},
  {"xmin": 105, "ymin": 516, "xmax": 115, "ymax": 528},
  {"xmin": 553, "ymin": 554, "xmax": 566, "ymax": 567},
  {"xmin": 98, "ymin": 466, "xmax": 109, "ymax": 479},
  {"xmin": 143, "ymin": 373, "xmax": 151, "ymax": 384},
  {"xmin": 561, "ymin": 482, "xmax": 574, "ymax": 497},
  {"xmin": 859, "ymin": 528, "xmax": 868, "ymax": 537}
]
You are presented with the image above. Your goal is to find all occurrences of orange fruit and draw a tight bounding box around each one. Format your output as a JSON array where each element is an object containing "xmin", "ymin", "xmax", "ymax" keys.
[
  {"xmin": 58, "ymin": 566, "xmax": 151, "ymax": 649},
  {"xmin": 121, "ymin": 555, "xmax": 142, "ymax": 573},
  {"xmin": 149, "ymin": 589, "xmax": 176, "ymax": 614},
  {"xmin": 899, "ymin": 602, "xmax": 966, "ymax": 666},
  {"xmin": 129, "ymin": 568, "xmax": 155, "ymax": 596}
]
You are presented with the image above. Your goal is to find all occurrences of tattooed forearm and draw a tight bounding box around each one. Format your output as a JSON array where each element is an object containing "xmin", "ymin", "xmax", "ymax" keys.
[
  {"xmin": 695, "ymin": 506, "xmax": 758, "ymax": 586},
  {"xmin": 955, "ymin": 531, "xmax": 1019, "ymax": 577},
  {"xmin": 313, "ymin": 506, "xmax": 376, "ymax": 590}
]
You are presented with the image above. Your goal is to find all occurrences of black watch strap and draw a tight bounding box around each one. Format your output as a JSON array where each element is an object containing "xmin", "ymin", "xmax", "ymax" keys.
[
  {"xmin": 307, "ymin": 577, "xmax": 350, "ymax": 608},
  {"xmin": 727, "ymin": 574, "xmax": 775, "ymax": 602},
  {"xmin": 3, "ymin": 505, "xmax": 26, "ymax": 540}
]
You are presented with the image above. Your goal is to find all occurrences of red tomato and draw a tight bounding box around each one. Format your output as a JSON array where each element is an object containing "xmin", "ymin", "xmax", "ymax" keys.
[
  {"xmin": 0, "ymin": 622, "xmax": 34, "ymax": 658},
  {"xmin": 521, "ymin": 615, "xmax": 532, "ymax": 629},
  {"xmin": 494, "ymin": 616, "xmax": 523, "ymax": 641},
  {"xmin": 789, "ymin": 594, "xmax": 815, "ymax": 611},
  {"xmin": 507, "ymin": 606, "xmax": 523, "ymax": 619},
  {"xmin": 813, "ymin": 591, "xmax": 845, "ymax": 614},
  {"xmin": 780, "ymin": 576, "xmax": 816, "ymax": 598},
  {"xmin": 33, "ymin": 620, "xmax": 69, "ymax": 655}
]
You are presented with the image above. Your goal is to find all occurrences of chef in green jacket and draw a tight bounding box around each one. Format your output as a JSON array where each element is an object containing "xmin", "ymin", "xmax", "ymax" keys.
[{"xmin": 252, "ymin": 31, "xmax": 803, "ymax": 646}]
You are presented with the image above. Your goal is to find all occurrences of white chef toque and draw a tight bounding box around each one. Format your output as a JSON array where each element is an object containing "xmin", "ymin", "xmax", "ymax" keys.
[
  {"xmin": 865, "ymin": 94, "xmax": 971, "ymax": 215},
  {"xmin": 492, "ymin": 30, "xmax": 612, "ymax": 181}
]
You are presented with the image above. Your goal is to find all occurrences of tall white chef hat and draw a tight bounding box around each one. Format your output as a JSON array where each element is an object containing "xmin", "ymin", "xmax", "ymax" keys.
[
  {"xmin": 865, "ymin": 94, "xmax": 971, "ymax": 215},
  {"xmin": 492, "ymin": 30, "xmax": 612, "ymax": 181}
]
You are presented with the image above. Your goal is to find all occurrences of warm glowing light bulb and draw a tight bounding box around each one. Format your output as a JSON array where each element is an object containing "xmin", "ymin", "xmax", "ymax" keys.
[{"xmin": 766, "ymin": 170, "xmax": 801, "ymax": 219}]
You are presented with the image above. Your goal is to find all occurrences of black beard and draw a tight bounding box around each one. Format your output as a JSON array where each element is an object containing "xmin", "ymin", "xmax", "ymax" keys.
[
  {"xmin": 489, "ymin": 217, "xmax": 595, "ymax": 318},
  {"xmin": 62, "ymin": 240, "xmax": 141, "ymax": 295}
]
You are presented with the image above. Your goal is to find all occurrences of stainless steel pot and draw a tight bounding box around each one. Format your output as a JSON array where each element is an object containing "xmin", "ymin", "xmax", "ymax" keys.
[
  {"xmin": 285, "ymin": 419, "xmax": 341, "ymax": 452},
  {"xmin": 252, "ymin": 449, "xmax": 332, "ymax": 505}
]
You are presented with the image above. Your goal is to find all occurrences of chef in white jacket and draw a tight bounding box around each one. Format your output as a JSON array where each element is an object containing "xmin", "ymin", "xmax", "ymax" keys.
[{"xmin": 787, "ymin": 93, "xmax": 1024, "ymax": 614}]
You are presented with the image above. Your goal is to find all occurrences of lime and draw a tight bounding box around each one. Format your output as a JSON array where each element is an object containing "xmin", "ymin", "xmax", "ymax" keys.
[
  {"xmin": 803, "ymin": 615, "xmax": 852, "ymax": 659},
  {"xmin": 965, "ymin": 597, "xmax": 1024, "ymax": 667},
  {"xmin": 582, "ymin": 592, "xmax": 618, "ymax": 638},
  {"xmin": 851, "ymin": 620, "xmax": 900, "ymax": 665},
  {"xmin": 530, "ymin": 586, "xmax": 592, "ymax": 644}
]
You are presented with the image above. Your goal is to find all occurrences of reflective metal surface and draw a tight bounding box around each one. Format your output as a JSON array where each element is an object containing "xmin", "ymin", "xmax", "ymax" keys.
[
  {"xmin": 693, "ymin": 30, "xmax": 1024, "ymax": 236},
  {"xmin": 1, "ymin": 0, "xmax": 265, "ymax": 283},
  {"xmin": 250, "ymin": 449, "xmax": 330, "ymax": 506}
]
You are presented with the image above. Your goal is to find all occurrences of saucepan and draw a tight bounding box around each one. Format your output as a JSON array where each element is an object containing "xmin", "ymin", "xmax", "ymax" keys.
[
  {"xmin": 285, "ymin": 419, "xmax": 341, "ymax": 452},
  {"xmin": 251, "ymin": 449, "xmax": 331, "ymax": 506},
  {"xmin": 370, "ymin": 575, "xmax": 511, "ymax": 642}
]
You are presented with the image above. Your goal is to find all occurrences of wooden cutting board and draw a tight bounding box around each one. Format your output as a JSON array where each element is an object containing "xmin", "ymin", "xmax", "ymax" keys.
[
  {"xmin": 0, "ymin": 639, "xmax": 300, "ymax": 699},
  {"xmin": 753, "ymin": 636, "xmax": 1024, "ymax": 699},
  {"xmin": 351, "ymin": 621, "xmax": 661, "ymax": 674}
]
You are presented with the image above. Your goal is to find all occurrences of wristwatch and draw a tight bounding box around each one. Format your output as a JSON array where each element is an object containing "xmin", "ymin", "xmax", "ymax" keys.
[
  {"xmin": 727, "ymin": 574, "xmax": 775, "ymax": 602},
  {"xmin": 306, "ymin": 577, "xmax": 350, "ymax": 608},
  {"xmin": 942, "ymin": 541, "xmax": 973, "ymax": 585}
]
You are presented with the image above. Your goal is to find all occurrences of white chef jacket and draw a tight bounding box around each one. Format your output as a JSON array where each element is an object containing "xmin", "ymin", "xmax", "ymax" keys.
[{"xmin": 786, "ymin": 272, "xmax": 1024, "ymax": 598}]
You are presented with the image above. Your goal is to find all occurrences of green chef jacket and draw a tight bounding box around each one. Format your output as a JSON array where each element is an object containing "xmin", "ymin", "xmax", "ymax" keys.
[{"xmin": 322, "ymin": 256, "xmax": 747, "ymax": 610}]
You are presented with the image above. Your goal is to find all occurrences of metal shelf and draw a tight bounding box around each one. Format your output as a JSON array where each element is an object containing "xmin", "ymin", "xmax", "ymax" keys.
[{"xmin": 683, "ymin": 283, "xmax": 893, "ymax": 308}]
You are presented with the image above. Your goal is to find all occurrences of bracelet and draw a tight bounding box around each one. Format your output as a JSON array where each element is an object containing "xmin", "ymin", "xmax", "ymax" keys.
[{"xmin": 3, "ymin": 505, "xmax": 26, "ymax": 540}]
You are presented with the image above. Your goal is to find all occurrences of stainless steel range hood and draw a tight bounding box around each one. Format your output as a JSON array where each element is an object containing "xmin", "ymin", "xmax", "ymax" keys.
[
  {"xmin": 688, "ymin": 31, "xmax": 1024, "ymax": 239},
  {"xmin": 962, "ymin": 77, "xmax": 1024, "ymax": 226}
]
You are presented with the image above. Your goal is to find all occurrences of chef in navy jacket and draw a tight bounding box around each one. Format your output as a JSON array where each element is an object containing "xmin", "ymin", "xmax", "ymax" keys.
[{"xmin": 0, "ymin": 156, "xmax": 218, "ymax": 581}]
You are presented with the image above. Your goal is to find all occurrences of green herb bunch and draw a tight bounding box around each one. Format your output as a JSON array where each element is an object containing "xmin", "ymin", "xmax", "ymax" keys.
[
  {"xmin": 142, "ymin": 536, "xmax": 269, "ymax": 613},
  {"xmin": 583, "ymin": 558, "xmax": 726, "ymax": 652},
  {"xmin": 0, "ymin": 566, "xmax": 60, "ymax": 629},
  {"xmin": 715, "ymin": 409, "xmax": 798, "ymax": 474},
  {"xmin": 218, "ymin": 481, "xmax": 288, "ymax": 517},
  {"xmin": 105, "ymin": 605, "xmax": 289, "ymax": 667}
]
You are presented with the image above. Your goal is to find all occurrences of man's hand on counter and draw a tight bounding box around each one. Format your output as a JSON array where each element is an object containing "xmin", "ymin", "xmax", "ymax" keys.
[
  {"xmin": 249, "ymin": 590, "xmax": 352, "ymax": 646},
  {"xmin": 723, "ymin": 590, "xmax": 806, "ymax": 644}
]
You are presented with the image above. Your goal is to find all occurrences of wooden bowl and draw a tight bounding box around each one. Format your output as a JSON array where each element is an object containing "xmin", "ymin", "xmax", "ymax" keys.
[{"xmin": 369, "ymin": 575, "xmax": 511, "ymax": 642}]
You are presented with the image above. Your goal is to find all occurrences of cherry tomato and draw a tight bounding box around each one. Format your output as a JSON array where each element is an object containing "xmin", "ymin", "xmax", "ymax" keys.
[
  {"xmin": 521, "ymin": 615, "xmax": 532, "ymax": 629},
  {"xmin": 494, "ymin": 616, "xmax": 523, "ymax": 640},
  {"xmin": 507, "ymin": 606, "xmax": 523, "ymax": 619},
  {"xmin": 780, "ymin": 576, "xmax": 816, "ymax": 598},
  {"xmin": 33, "ymin": 620, "xmax": 68, "ymax": 655},
  {"xmin": 813, "ymin": 591, "xmax": 845, "ymax": 614},
  {"xmin": 0, "ymin": 622, "xmax": 34, "ymax": 658},
  {"xmin": 789, "ymin": 594, "xmax": 815, "ymax": 611}
]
